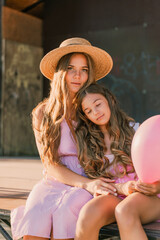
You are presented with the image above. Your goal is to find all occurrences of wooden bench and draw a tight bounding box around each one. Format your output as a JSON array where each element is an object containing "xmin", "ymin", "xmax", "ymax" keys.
[
  {"xmin": 0, "ymin": 204, "xmax": 160, "ymax": 240},
  {"xmin": 0, "ymin": 208, "xmax": 12, "ymax": 240},
  {"xmin": 0, "ymin": 197, "xmax": 27, "ymax": 240},
  {"xmin": 99, "ymin": 222, "xmax": 160, "ymax": 240}
]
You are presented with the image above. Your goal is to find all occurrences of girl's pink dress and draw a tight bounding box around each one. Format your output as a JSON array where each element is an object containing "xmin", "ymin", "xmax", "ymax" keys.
[{"xmin": 11, "ymin": 119, "xmax": 93, "ymax": 239}]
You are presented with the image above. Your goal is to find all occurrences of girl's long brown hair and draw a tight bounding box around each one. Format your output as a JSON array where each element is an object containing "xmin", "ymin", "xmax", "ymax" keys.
[
  {"xmin": 75, "ymin": 83, "xmax": 136, "ymax": 178},
  {"xmin": 32, "ymin": 53, "xmax": 96, "ymax": 165}
]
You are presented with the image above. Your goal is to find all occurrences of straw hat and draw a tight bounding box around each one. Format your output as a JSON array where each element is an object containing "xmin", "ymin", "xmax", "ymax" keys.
[{"xmin": 40, "ymin": 37, "xmax": 113, "ymax": 81}]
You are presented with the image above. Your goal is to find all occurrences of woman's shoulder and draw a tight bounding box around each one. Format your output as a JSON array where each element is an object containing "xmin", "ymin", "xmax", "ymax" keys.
[
  {"xmin": 33, "ymin": 100, "xmax": 47, "ymax": 116},
  {"xmin": 32, "ymin": 101, "xmax": 47, "ymax": 128}
]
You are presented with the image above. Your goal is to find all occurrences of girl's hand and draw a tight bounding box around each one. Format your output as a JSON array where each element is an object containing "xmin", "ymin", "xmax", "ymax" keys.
[
  {"xmin": 135, "ymin": 180, "xmax": 160, "ymax": 196},
  {"xmin": 115, "ymin": 181, "xmax": 137, "ymax": 196},
  {"xmin": 85, "ymin": 177, "xmax": 117, "ymax": 196}
]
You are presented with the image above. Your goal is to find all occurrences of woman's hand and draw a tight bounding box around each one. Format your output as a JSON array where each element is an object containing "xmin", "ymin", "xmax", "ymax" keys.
[
  {"xmin": 135, "ymin": 180, "xmax": 160, "ymax": 196},
  {"xmin": 85, "ymin": 177, "xmax": 117, "ymax": 197}
]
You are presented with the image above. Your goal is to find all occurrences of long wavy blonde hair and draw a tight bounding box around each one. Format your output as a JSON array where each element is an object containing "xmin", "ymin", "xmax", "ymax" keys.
[
  {"xmin": 75, "ymin": 83, "xmax": 136, "ymax": 178},
  {"xmin": 32, "ymin": 52, "xmax": 96, "ymax": 164}
]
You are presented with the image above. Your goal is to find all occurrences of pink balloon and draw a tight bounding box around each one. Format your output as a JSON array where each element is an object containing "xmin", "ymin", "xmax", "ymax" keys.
[{"xmin": 131, "ymin": 115, "xmax": 160, "ymax": 183}]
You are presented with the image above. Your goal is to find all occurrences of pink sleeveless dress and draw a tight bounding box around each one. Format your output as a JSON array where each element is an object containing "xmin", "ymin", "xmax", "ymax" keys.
[
  {"xmin": 106, "ymin": 154, "xmax": 137, "ymax": 199},
  {"xmin": 11, "ymin": 119, "xmax": 93, "ymax": 239}
]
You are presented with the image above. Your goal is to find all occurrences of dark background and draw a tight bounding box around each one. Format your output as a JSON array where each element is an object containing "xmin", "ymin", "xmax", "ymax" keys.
[
  {"xmin": 1, "ymin": 0, "xmax": 160, "ymax": 155},
  {"xmin": 43, "ymin": 0, "xmax": 160, "ymax": 123}
]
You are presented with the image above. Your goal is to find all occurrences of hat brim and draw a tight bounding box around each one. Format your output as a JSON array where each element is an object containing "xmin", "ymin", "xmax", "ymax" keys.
[{"xmin": 40, "ymin": 45, "xmax": 113, "ymax": 81}]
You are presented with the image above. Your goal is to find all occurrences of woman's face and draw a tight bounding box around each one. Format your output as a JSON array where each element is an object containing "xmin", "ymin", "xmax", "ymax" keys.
[
  {"xmin": 65, "ymin": 53, "xmax": 89, "ymax": 96},
  {"xmin": 82, "ymin": 93, "xmax": 111, "ymax": 126}
]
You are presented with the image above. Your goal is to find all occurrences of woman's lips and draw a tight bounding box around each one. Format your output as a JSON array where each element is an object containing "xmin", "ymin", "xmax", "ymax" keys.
[{"xmin": 71, "ymin": 82, "xmax": 81, "ymax": 85}]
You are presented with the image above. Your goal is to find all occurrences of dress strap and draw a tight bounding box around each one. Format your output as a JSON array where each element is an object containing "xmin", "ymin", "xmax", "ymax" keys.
[{"xmin": 65, "ymin": 117, "xmax": 77, "ymax": 143}]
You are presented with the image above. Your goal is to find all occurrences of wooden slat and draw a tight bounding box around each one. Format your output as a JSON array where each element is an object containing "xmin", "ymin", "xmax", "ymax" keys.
[{"xmin": 100, "ymin": 222, "xmax": 160, "ymax": 239}]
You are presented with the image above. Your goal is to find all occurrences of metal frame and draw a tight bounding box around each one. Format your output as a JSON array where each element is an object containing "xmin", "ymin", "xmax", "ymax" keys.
[
  {"xmin": 22, "ymin": 0, "xmax": 44, "ymax": 13},
  {"xmin": 0, "ymin": 209, "xmax": 12, "ymax": 240}
]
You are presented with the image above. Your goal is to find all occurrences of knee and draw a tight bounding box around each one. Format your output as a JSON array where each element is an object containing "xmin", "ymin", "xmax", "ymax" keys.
[
  {"xmin": 115, "ymin": 201, "xmax": 126, "ymax": 222},
  {"xmin": 76, "ymin": 201, "xmax": 104, "ymax": 232},
  {"xmin": 115, "ymin": 200, "xmax": 136, "ymax": 227}
]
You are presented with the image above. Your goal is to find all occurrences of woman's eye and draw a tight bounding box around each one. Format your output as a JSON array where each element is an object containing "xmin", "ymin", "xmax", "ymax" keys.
[
  {"xmin": 82, "ymin": 68, "xmax": 88, "ymax": 72},
  {"xmin": 67, "ymin": 66, "xmax": 73, "ymax": 71},
  {"xmin": 96, "ymin": 103, "xmax": 101, "ymax": 107}
]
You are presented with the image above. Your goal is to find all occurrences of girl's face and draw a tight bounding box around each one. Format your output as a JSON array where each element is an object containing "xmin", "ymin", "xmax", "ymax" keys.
[
  {"xmin": 82, "ymin": 93, "xmax": 111, "ymax": 126},
  {"xmin": 65, "ymin": 53, "xmax": 89, "ymax": 96}
]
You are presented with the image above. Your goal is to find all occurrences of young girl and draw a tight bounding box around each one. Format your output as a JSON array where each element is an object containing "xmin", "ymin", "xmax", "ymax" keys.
[
  {"xmin": 74, "ymin": 83, "xmax": 160, "ymax": 240},
  {"xmin": 11, "ymin": 38, "xmax": 113, "ymax": 240}
]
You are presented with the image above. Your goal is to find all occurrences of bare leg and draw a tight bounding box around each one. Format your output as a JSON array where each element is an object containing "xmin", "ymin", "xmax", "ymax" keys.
[
  {"xmin": 115, "ymin": 192, "xmax": 160, "ymax": 240},
  {"xmin": 75, "ymin": 195, "xmax": 121, "ymax": 240}
]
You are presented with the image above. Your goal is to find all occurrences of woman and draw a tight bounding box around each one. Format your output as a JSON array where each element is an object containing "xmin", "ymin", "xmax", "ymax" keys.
[
  {"xmin": 74, "ymin": 83, "xmax": 160, "ymax": 240},
  {"xmin": 11, "ymin": 37, "xmax": 113, "ymax": 240}
]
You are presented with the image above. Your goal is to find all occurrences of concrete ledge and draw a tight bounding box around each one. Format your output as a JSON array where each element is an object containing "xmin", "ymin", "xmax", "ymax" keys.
[{"xmin": 0, "ymin": 157, "xmax": 43, "ymax": 189}]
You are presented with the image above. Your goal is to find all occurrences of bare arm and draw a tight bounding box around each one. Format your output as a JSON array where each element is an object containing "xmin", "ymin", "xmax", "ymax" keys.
[
  {"xmin": 46, "ymin": 162, "xmax": 90, "ymax": 188},
  {"xmin": 47, "ymin": 164, "xmax": 117, "ymax": 195},
  {"xmin": 32, "ymin": 103, "xmax": 85, "ymax": 186}
]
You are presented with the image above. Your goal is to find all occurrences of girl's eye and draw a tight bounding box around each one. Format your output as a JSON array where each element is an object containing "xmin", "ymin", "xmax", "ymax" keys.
[
  {"xmin": 96, "ymin": 103, "xmax": 101, "ymax": 107},
  {"xmin": 87, "ymin": 110, "xmax": 91, "ymax": 114}
]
